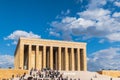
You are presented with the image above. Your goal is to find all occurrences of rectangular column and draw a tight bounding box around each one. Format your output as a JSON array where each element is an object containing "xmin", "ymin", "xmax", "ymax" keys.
[
  {"xmin": 43, "ymin": 46, "xmax": 46, "ymax": 68},
  {"xmin": 55, "ymin": 50, "xmax": 58, "ymax": 70},
  {"xmin": 28, "ymin": 44, "xmax": 32, "ymax": 70},
  {"xmin": 77, "ymin": 48, "xmax": 80, "ymax": 71},
  {"xmin": 46, "ymin": 47, "xmax": 50, "ymax": 68},
  {"xmin": 71, "ymin": 48, "xmax": 75, "ymax": 71},
  {"xmin": 61, "ymin": 48, "xmax": 63, "ymax": 70},
  {"xmin": 39, "ymin": 46, "xmax": 42, "ymax": 70},
  {"xmin": 65, "ymin": 47, "xmax": 69, "ymax": 71},
  {"xmin": 58, "ymin": 47, "xmax": 62, "ymax": 70},
  {"xmin": 36, "ymin": 45, "xmax": 39, "ymax": 69},
  {"xmin": 83, "ymin": 47, "xmax": 87, "ymax": 71},
  {"xmin": 50, "ymin": 46, "xmax": 53, "ymax": 70},
  {"xmin": 19, "ymin": 43, "xmax": 24, "ymax": 69},
  {"xmin": 69, "ymin": 48, "xmax": 72, "ymax": 70}
]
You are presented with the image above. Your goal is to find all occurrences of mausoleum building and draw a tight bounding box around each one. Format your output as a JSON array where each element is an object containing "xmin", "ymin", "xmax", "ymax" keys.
[{"xmin": 14, "ymin": 37, "xmax": 87, "ymax": 71}]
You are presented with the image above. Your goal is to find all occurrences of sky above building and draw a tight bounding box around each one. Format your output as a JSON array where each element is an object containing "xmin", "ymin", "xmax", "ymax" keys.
[{"xmin": 0, "ymin": 0, "xmax": 120, "ymax": 71}]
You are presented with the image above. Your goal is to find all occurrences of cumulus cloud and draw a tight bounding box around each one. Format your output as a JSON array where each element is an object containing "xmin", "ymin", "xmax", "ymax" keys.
[
  {"xmin": 114, "ymin": 1, "xmax": 120, "ymax": 7},
  {"xmin": 0, "ymin": 54, "xmax": 14, "ymax": 68},
  {"xmin": 112, "ymin": 12, "xmax": 120, "ymax": 17},
  {"xmin": 4, "ymin": 30, "xmax": 41, "ymax": 45},
  {"xmin": 87, "ymin": 0, "xmax": 107, "ymax": 10},
  {"xmin": 78, "ymin": 8, "xmax": 110, "ymax": 20},
  {"xmin": 106, "ymin": 32, "xmax": 120, "ymax": 42},
  {"xmin": 50, "ymin": 0, "xmax": 120, "ymax": 42},
  {"xmin": 88, "ymin": 47, "xmax": 120, "ymax": 71},
  {"xmin": 49, "ymin": 31, "xmax": 60, "ymax": 37}
]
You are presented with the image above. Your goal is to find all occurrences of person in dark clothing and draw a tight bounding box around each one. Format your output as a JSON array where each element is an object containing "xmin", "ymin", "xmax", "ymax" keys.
[
  {"xmin": 91, "ymin": 78, "xmax": 93, "ymax": 80},
  {"xmin": 30, "ymin": 68, "xmax": 33, "ymax": 75},
  {"xmin": 11, "ymin": 75, "xmax": 14, "ymax": 80},
  {"xmin": 28, "ymin": 77, "xmax": 33, "ymax": 80},
  {"xmin": 110, "ymin": 77, "xmax": 112, "ymax": 80}
]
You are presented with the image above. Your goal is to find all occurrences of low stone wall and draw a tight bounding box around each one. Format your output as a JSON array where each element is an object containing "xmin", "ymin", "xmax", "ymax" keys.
[
  {"xmin": 0, "ymin": 69, "xmax": 28, "ymax": 79},
  {"xmin": 98, "ymin": 70, "xmax": 120, "ymax": 78}
]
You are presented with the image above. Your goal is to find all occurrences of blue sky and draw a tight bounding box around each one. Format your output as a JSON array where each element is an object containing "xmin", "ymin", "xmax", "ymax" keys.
[{"xmin": 0, "ymin": 0, "xmax": 120, "ymax": 71}]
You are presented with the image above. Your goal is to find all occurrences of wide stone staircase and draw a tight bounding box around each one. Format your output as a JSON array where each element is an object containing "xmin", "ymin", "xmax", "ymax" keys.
[
  {"xmin": 11, "ymin": 70, "xmax": 120, "ymax": 80},
  {"xmin": 60, "ymin": 71, "xmax": 120, "ymax": 80}
]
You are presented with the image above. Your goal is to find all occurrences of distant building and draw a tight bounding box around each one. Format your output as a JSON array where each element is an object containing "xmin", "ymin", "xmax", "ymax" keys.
[{"xmin": 14, "ymin": 37, "xmax": 87, "ymax": 71}]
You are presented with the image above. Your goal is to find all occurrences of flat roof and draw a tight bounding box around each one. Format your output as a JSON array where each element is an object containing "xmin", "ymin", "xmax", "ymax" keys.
[{"xmin": 19, "ymin": 37, "xmax": 87, "ymax": 45}]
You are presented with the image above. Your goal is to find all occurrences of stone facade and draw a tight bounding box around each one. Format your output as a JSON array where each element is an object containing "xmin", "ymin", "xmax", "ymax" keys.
[
  {"xmin": 14, "ymin": 37, "xmax": 87, "ymax": 71},
  {"xmin": 98, "ymin": 70, "xmax": 120, "ymax": 78},
  {"xmin": 0, "ymin": 69, "xmax": 28, "ymax": 79}
]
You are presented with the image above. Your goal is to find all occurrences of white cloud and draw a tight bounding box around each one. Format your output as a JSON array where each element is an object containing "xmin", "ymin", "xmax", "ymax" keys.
[
  {"xmin": 114, "ymin": 1, "xmax": 120, "ymax": 7},
  {"xmin": 71, "ymin": 18, "xmax": 95, "ymax": 29},
  {"xmin": 112, "ymin": 12, "xmax": 120, "ymax": 17},
  {"xmin": 99, "ymin": 39, "xmax": 105, "ymax": 43},
  {"xmin": 88, "ymin": 0, "xmax": 107, "ymax": 10},
  {"xmin": 106, "ymin": 33, "xmax": 120, "ymax": 42},
  {"xmin": 88, "ymin": 47, "xmax": 120, "ymax": 71},
  {"xmin": 4, "ymin": 30, "xmax": 41, "ymax": 44},
  {"xmin": 0, "ymin": 54, "xmax": 14, "ymax": 68},
  {"xmin": 51, "ymin": 12, "xmax": 120, "ymax": 40},
  {"xmin": 50, "ymin": 0, "xmax": 120, "ymax": 42},
  {"xmin": 62, "ymin": 17, "xmax": 76, "ymax": 23},
  {"xmin": 49, "ymin": 31, "xmax": 60, "ymax": 37},
  {"xmin": 78, "ymin": 8, "xmax": 110, "ymax": 20},
  {"xmin": 56, "ymin": 9, "xmax": 71, "ymax": 19}
]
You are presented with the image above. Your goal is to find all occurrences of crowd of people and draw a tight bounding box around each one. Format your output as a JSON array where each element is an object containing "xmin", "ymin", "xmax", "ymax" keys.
[{"xmin": 10, "ymin": 68, "xmax": 68, "ymax": 80}]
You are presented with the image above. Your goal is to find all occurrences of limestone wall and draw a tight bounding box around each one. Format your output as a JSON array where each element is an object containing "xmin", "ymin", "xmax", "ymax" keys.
[
  {"xmin": 98, "ymin": 70, "xmax": 120, "ymax": 78},
  {"xmin": 0, "ymin": 69, "xmax": 28, "ymax": 79}
]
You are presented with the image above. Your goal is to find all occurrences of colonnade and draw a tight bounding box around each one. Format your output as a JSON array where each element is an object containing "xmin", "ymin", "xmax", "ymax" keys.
[{"xmin": 20, "ymin": 44, "xmax": 86, "ymax": 71}]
